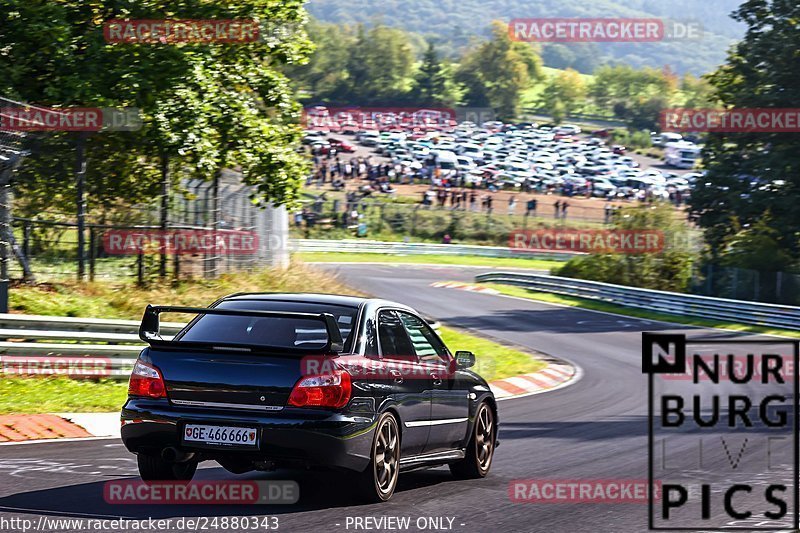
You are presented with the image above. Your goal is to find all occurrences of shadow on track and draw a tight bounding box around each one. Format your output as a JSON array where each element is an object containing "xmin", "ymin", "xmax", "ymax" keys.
[{"xmin": 0, "ymin": 466, "xmax": 458, "ymax": 520}]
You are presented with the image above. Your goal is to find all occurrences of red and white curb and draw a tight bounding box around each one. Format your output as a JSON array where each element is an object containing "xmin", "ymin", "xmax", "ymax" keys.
[
  {"xmin": 489, "ymin": 362, "xmax": 578, "ymax": 400},
  {"xmin": 431, "ymin": 281, "xmax": 500, "ymax": 295}
]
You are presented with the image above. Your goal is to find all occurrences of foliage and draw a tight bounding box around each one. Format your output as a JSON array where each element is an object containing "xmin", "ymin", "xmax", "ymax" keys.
[
  {"xmin": 690, "ymin": 0, "xmax": 800, "ymax": 269},
  {"xmin": 555, "ymin": 203, "xmax": 698, "ymax": 292},
  {"xmin": 0, "ymin": 0, "xmax": 313, "ymax": 221},
  {"xmin": 455, "ymin": 21, "xmax": 542, "ymax": 120},
  {"xmin": 538, "ymin": 69, "xmax": 587, "ymax": 123},
  {"xmin": 306, "ymin": 0, "xmax": 744, "ymax": 75}
]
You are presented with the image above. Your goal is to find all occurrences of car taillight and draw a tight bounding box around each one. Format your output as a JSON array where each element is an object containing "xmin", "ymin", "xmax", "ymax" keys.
[
  {"xmin": 128, "ymin": 360, "xmax": 167, "ymax": 399},
  {"xmin": 288, "ymin": 370, "xmax": 351, "ymax": 409}
]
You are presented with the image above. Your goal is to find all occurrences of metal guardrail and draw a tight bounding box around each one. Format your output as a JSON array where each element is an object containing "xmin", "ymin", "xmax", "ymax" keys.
[
  {"xmin": 291, "ymin": 239, "xmax": 578, "ymax": 261},
  {"xmin": 475, "ymin": 272, "xmax": 800, "ymax": 331},
  {"xmin": 0, "ymin": 314, "xmax": 185, "ymax": 378}
]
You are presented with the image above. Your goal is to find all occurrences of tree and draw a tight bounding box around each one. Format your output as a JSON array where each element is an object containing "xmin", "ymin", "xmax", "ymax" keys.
[
  {"xmin": 455, "ymin": 21, "xmax": 542, "ymax": 120},
  {"xmin": 690, "ymin": 0, "xmax": 800, "ymax": 262},
  {"xmin": 410, "ymin": 42, "xmax": 452, "ymax": 106},
  {"xmin": 0, "ymin": 0, "xmax": 313, "ymax": 221},
  {"xmin": 538, "ymin": 69, "xmax": 587, "ymax": 122},
  {"xmin": 590, "ymin": 65, "xmax": 676, "ymax": 117}
]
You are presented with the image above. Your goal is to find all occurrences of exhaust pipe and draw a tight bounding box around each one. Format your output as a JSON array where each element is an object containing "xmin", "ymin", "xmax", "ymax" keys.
[{"xmin": 161, "ymin": 447, "xmax": 196, "ymax": 463}]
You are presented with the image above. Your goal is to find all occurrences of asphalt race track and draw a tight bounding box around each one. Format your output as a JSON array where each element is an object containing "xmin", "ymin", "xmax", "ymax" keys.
[{"xmin": 0, "ymin": 263, "xmax": 795, "ymax": 533}]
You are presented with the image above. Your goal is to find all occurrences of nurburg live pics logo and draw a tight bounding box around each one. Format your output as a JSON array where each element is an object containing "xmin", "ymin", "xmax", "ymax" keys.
[{"xmin": 642, "ymin": 333, "xmax": 800, "ymax": 530}]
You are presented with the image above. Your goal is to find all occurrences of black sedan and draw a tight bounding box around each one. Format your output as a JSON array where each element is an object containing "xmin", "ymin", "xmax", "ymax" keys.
[{"xmin": 121, "ymin": 293, "xmax": 498, "ymax": 502}]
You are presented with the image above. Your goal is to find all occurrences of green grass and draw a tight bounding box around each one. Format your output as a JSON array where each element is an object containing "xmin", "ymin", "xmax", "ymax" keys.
[
  {"xmin": 482, "ymin": 283, "xmax": 800, "ymax": 339},
  {"xmin": 437, "ymin": 326, "xmax": 546, "ymax": 381},
  {"xmin": 0, "ymin": 377, "xmax": 128, "ymax": 414},
  {"xmin": 296, "ymin": 252, "xmax": 562, "ymax": 270}
]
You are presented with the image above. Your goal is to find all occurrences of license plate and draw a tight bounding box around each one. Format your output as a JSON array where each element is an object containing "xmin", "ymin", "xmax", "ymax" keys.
[{"xmin": 183, "ymin": 424, "xmax": 258, "ymax": 447}]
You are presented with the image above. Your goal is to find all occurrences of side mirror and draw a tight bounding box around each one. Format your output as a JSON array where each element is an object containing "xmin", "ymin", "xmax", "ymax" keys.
[{"xmin": 454, "ymin": 350, "xmax": 476, "ymax": 369}]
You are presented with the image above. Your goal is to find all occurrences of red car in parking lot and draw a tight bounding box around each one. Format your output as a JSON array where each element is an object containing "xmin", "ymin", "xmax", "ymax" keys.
[{"xmin": 328, "ymin": 138, "xmax": 356, "ymax": 152}]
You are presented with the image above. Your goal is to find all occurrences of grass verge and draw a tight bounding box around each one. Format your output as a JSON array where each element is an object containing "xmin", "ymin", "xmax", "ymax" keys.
[
  {"xmin": 9, "ymin": 261, "xmax": 362, "ymax": 318},
  {"xmin": 482, "ymin": 283, "xmax": 800, "ymax": 339},
  {"xmin": 296, "ymin": 252, "xmax": 562, "ymax": 270},
  {"xmin": 0, "ymin": 377, "xmax": 128, "ymax": 414},
  {"xmin": 438, "ymin": 326, "xmax": 546, "ymax": 382}
]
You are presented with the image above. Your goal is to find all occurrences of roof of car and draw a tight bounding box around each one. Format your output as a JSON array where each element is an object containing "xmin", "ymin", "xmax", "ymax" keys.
[
  {"xmin": 219, "ymin": 293, "xmax": 415, "ymax": 313},
  {"xmin": 222, "ymin": 293, "xmax": 368, "ymax": 307}
]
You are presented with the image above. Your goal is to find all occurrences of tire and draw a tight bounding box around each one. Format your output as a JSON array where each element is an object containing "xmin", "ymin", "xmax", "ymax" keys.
[
  {"xmin": 450, "ymin": 402, "xmax": 496, "ymax": 479},
  {"xmin": 137, "ymin": 453, "xmax": 197, "ymax": 481},
  {"xmin": 354, "ymin": 412, "xmax": 401, "ymax": 503}
]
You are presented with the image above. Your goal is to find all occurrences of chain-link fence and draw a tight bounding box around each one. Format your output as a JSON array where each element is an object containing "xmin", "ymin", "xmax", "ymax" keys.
[
  {"xmin": 693, "ymin": 264, "xmax": 800, "ymax": 306},
  {"xmin": 290, "ymin": 196, "xmax": 615, "ymax": 246},
  {"xmin": 6, "ymin": 170, "xmax": 288, "ymax": 284}
]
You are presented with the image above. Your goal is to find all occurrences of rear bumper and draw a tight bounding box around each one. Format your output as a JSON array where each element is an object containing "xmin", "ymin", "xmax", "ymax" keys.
[{"xmin": 121, "ymin": 398, "xmax": 377, "ymax": 472}]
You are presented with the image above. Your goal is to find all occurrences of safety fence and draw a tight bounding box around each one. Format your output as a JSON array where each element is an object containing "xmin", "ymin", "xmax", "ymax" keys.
[
  {"xmin": 475, "ymin": 272, "xmax": 800, "ymax": 331},
  {"xmin": 6, "ymin": 172, "xmax": 289, "ymax": 283}
]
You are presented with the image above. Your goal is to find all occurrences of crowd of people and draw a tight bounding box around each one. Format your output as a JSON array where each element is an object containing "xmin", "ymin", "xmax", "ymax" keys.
[{"xmin": 302, "ymin": 145, "xmax": 630, "ymax": 229}]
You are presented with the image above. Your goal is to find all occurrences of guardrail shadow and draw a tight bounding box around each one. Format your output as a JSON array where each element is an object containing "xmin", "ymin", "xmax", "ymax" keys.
[{"xmin": 442, "ymin": 308, "xmax": 702, "ymax": 334}]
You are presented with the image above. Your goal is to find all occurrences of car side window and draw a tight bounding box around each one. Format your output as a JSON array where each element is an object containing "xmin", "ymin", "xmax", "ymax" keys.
[
  {"xmin": 378, "ymin": 310, "xmax": 416, "ymax": 360},
  {"xmin": 363, "ymin": 316, "xmax": 378, "ymax": 356},
  {"xmin": 396, "ymin": 311, "xmax": 450, "ymax": 365}
]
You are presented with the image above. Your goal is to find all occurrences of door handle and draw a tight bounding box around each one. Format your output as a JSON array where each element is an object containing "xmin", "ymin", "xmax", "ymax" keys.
[
  {"xmin": 389, "ymin": 369, "xmax": 404, "ymax": 384},
  {"xmin": 431, "ymin": 373, "xmax": 442, "ymax": 385}
]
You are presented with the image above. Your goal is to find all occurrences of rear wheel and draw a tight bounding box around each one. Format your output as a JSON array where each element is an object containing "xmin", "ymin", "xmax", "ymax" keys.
[
  {"xmin": 137, "ymin": 454, "xmax": 197, "ymax": 481},
  {"xmin": 450, "ymin": 402, "xmax": 495, "ymax": 479},
  {"xmin": 354, "ymin": 412, "xmax": 400, "ymax": 502}
]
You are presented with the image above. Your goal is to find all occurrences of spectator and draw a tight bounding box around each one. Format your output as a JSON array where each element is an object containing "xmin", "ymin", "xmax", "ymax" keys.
[
  {"xmin": 604, "ymin": 203, "xmax": 613, "ymax": 224},
  {"xmin": 442, "ymin": 234, "xmax": 452, "ymax": 244},
  {"xmin": 561, "ymin": 201, "xmax": 570, "ymax": 220},
  {"xmin": 526, "ymin": 198, "xmax": 537, "ymax": 217},
  {"xmin": 553, "ymin": 200, "xmax": 561, "ymax": 218},
  {"xmin": 508, "ymin": 195, "xmax": 517, "ymax": 215}
]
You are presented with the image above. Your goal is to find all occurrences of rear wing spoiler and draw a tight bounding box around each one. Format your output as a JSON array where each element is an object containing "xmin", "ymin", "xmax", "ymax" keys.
[{"xmin": 139, "ymin": 304, "xmax": 344, "ymax": 354}]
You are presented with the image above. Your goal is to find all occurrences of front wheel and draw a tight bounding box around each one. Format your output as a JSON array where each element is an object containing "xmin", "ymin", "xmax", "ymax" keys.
[
  {"xmin": 354, "ymin": 412, "xmax": 400, "ymax": 502},
  {"xmin": 450, "ymin": 402, "xmax": 496, "ymax": 479},
  {"xmin": 137, "ymin": 454, "xmax": 197, "ymax": 481}
]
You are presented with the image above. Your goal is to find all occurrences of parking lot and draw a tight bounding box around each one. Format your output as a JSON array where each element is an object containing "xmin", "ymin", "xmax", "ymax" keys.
[{"xmin": 303, "ymin": 117, "xmax": 698, "ymax": 221}]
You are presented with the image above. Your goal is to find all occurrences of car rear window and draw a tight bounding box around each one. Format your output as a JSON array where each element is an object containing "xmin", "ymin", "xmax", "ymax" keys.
[{"xmin": 177, "ymin": 300, "xmax": 358, "ymax": 352}]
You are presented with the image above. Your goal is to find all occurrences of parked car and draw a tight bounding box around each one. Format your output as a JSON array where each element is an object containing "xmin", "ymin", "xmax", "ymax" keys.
[
  {"xmin": 328, "ymin": 138, "xmax": 356, "ymax": 152},
  {"xmin": 122, "ymin": 295, "xmax": 497, "ymax": 502}
]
